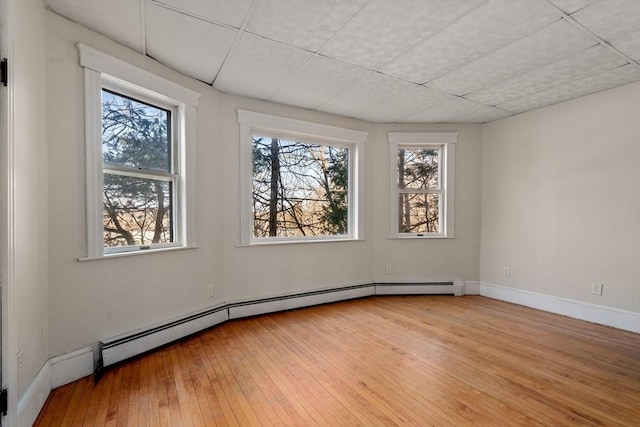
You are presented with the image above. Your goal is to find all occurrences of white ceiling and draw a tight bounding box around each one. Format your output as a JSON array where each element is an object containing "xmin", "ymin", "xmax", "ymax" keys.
[{"xmin": 45, "ymin": 0, "xmax": 640, "ymax": 123}]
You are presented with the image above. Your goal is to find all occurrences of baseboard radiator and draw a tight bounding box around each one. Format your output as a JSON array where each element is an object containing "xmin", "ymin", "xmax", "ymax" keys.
[{"xmin": 97, "ymin": 281, "xmax": 461, "ymax": 375}]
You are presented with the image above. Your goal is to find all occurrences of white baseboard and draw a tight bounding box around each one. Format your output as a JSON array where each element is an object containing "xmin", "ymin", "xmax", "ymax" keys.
[
  {"xmin": 463, "ymin": 281, "xmax": 480, "ymax": 295},
  {"xmin": 49, "ymin": 347, "xmax": 94, "ymax": 388},
  {"xmin": 17, "ymin": 362, "xmax": 50, "ymax": 427},
  {"xmin": 17, "ymin": 346, "xmax": 93, "ymax": 427},
  {"xmin": 480, "ymin": 282, "xmax": 640, "ymax": 333}
]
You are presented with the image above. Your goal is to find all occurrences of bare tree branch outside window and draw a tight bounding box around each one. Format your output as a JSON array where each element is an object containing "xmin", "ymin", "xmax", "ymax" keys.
[
  {"xmin": 252, "ymin": 136, "xmax": 349, "ymax": 238},
  {"xmin": 101, "ymin": 90, "xmax": 173, "ymax": 247},
  {"xmin": 397, "ymin": 148, "xmax": 440, "ymax": 234}
]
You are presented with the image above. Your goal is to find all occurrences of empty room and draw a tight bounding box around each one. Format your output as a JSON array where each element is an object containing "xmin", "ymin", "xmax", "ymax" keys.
[{"xmin": 1, "ymin": 0, "xmax": 639, "ymax": 425}]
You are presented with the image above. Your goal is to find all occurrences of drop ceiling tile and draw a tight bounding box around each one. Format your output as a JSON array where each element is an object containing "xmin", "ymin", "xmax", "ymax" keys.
[
  {"xmin": 356, "ymin": 86, "xmax": 459, "ymax": 122},
  {"xmin": 321, "ymin": 0, "xmax": 482, "ymax": 70},
  {"xmin": 466, "ymin": 45, "xmax": 628, "ymax": 105},
  {"xmin": 400, "ymin": 97, "xmax": 513, "ymax": 123},
  {"xmin": 316, "ymin": 72, "xmax": 419, "ymax": 118},
  {"xmin": 381, "ymin": 0, "xmax": 562, "ymax": 84},
  {"xmin": 46, "ymin": 0, "xmax": 143, "ymax": 52},
  {"xmin": 497, "ymin": 64, "xmax": 640, "ymax": 113},
  {"xmin": 146, "ymin": 4, "xmax": 237, "ymax": 84},
  {"xmin": 571, "ymin": 0, "xmax": 640, "ymax": 43},
  {"xmin": 214, "ymin": 34, "xmax": 314, "ymax": 100},
  {"xmin": 548, "ymin": 0, "xmax": 596, "ymax": 14},
  {"xmin": 429, "ymin": 20, "xmax": 596, "ymax": 96},
  {"xmin": 269, "ymin": 57, "xmax": 372, "ymax": 110},
  {"xmin": 610, "ymin": 28, "xmax": 640, "ymax": 61},
  {"xmin": 151, "ymin": 0, "xmax": 253, "ymax": 28},
  {"xmin": 245, "ymin": 0, "xmax": 366, "ymax": 52}
]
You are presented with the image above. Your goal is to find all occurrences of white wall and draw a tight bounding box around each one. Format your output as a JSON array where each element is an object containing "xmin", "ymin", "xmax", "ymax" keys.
[
  {"xmin": 14, "ymin": 0, "xmax": 49, "ymax": 398},
  {"xmin": 371, "ymin": 123, "xmax": 482, "ymax": 283},
  {"xmin": 44, "ymin": 9, "xmax": 483, "ymax": 360},
  {"xmin": 46, "ymin": 11, "xmax": 225, "ymax": 358},
  {"xmin": 480, "ymin": 82, "xmax": 640, "ymax": 313},
  {"xmin": 219, "ymin": 95, "xmax": 375, "ymax": 302}
]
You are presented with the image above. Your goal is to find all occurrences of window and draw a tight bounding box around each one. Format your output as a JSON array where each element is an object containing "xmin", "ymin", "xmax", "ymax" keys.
[
  {"xmin": 78, "ymin": 43, "xmax": 200, "ymax": 258},
  {"xmin": 238, "ymin": 110, "xmax": 367, "ymax": 245},
  {"xmin": 388, "ymin": 132, "xmax": 457, "ymax": 238}
]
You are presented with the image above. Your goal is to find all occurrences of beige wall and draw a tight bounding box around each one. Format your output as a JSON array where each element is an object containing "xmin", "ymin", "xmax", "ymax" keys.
[
  {"xmin": 371, "ymin": 123, "xmax": 482, "ymax": 283},
  {"xmin": 480, "ymin": 82, "xmax": 640, "ymax": 312},
  {"xmin": 45, "ymin": 9, "xmax": 483, "ymax": 360},
  {"xmin": 14, "ymin": 0, "xmax": 49, "ymax": 397},
  {"xmin": 46, "ymin": 11, "xmax": 226, "ymax": 358}
]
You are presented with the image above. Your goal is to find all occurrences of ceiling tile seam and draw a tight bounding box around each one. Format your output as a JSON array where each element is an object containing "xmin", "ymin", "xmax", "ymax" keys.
[
  {"xmin": 494, "ymin": 62, "xmax": 638, "ymax": 112},
  {"xmin": 452, "ymin": 43, "xmax": 601, "ymax": 100},
  {"xmin": 310, "ymin": 70, "xmax": 405, "ymax": 114},
  {"xmin": 540, "ymin": 0, "xmax": 640, "ymax": 69},
  {"xmin": 410, "ymin": 93, "xmax": 517, "ymax": 122},
  {"xmin": 419, "ymin": 15, "xmax": 569, "ymax": 88},
  {"xmin": 264, "ymin": 0, "xmax": 372, "ymax": 104},
  {"xmin": 140, "ymin": 0, "xmax": 147, "ymax": 55},
  {"xmin": 210, "ymin": 0, "xmax": 260, "ymax": 87},
  {"xmin": 43, "ymin": 2, "xmax": 148, "ymax": 53},
  {"xmin": 371, "ymin": 0, "xmax": 490, "ymax": 76},
  {"xmin": 148, "ymin": 0, "xmax": 246, "ymax": 31},
  {"xmin": 265, "ymin": 54, "xmax": 379, "ymax": 109}
]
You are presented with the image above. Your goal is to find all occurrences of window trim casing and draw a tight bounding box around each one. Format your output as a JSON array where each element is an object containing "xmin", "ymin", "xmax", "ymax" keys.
[
  {"xmin": 238, "ymin": 110, "xmax": 367, "ymax": 246},
  {"xmin": 388, "ymin": 132, "xmax": 458, "ymax": 239},
  {"xmin": 77, "ymin": 43, "xmax": 200, "ymax": 259}
]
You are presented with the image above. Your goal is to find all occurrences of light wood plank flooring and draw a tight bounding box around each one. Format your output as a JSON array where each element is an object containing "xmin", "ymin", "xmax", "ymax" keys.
[{"xmin": 34, "ymin": 296, "xmax": 640, "ymax": 426}]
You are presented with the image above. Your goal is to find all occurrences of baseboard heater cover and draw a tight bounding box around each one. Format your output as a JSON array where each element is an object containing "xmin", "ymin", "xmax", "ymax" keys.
[
  {"xmin": 97, "ymin": 281, "xmax": 460, "ymax": 376},
  {"xmin": 99, "ymin": 305, "xmax": 229, "ymax": 370},
  {"xmin": 228, "ymin": 284, "xmax": 376, "ymax": 319},
  {"xmin": 375, "ymin": 282, "xmax": 456, "ymax": 295}
]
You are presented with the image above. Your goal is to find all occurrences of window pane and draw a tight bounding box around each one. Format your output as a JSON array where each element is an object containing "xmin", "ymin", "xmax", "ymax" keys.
[
  {"xmin": 102, "ymin": 90, "xmax": 171, "ymax": 172},
  {"xmin": 398, "ymin": 148, "xmax": 439, "ymax": 190},
  {"xmin": 252, "ymin": 136, "xmax": 349, "ymax": 238},
  {"xmin": 399, "ymin": 193, "xmax": 439, "ymax": 234},
  {"xmin": 103, "ymin": 174, "xmax": 173, "ymax": 247}
]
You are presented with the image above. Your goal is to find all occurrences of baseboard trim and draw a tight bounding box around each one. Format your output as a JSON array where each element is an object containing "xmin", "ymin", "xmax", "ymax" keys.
[
  {"xmin": 480, "ymin": 282, "xmax": 640, "ymax": 333},
  {"xmin": 50, "ymin": 346, "xmax": 94, "ymax": 388},
  {"xmin": 463, "ymin": 281, "xmax": 480, "ymax": 295},
  {"xmin": 17, "ymin": 346, "xmax": 93, "ymax": 427},
  {"xmin": 17, "ymin": 363, "xmax": 50, "ymax": 427}
]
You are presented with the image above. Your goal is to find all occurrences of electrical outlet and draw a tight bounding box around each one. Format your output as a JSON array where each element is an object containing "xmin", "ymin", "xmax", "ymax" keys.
[
  {"xmin": 591, "ymin": 282, "xmax": 603, "ymax": 296},
  {"xmin": 503, "ymin": 266, "xmax": 510, "ymax": 277},
  {"xmin": 385, "ymin": 264, "xmax": 392, "ymax": 274},
  {"xmin": 207, "ymin": 285, "xmax": 214, "ymax": 298}
]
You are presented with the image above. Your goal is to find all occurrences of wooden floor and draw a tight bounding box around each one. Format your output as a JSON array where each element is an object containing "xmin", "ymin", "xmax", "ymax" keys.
[{"xmin": 35, "ymin": 296, "xmax": 640, "ymax": 426}]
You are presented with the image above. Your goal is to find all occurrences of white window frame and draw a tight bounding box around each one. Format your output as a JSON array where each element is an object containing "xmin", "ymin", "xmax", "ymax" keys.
[
  {"xmin": 388, "ymin": 132, "xmax": 457, "ymax": 239},
  {"xmin": 77, "ymin": 43, "xmax": 200, "ymax": 258},
  {"xmin": 238, "ymin": 110, "xmax": 367, "ymax": 246}
]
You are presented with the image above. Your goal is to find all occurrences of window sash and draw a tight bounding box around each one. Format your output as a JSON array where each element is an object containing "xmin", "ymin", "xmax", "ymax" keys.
[
  {"xmin": 250, "ymin": 136, "xmax": 353, "ymax": 241},
  {"xmin": 388, "ymin": 132, "xmax": 457, "ymax": 239},
  {"xmin": 78, "ymin": 43, "xmax": 200, "ymax": 259},
  {"xmin": 100, "ymin": 87, "xmax": 179, "ymax": 252},
  {"xmin": 238, "ymin": 110, "xmax": 367, "ymax": 246}
]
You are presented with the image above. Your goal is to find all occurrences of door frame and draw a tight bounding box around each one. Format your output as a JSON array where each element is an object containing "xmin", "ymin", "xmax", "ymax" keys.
[{"xmin": 0, "ymin": 0, "xmax": 18, "ymax": 424}]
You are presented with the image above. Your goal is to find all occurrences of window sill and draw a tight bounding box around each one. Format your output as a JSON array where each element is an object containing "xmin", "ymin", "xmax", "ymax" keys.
[
  {"xmin": 237, "ymin": 238, "xmax": 365, "ymax": 247},
  {"xmin": 387, "ymin": 235, "xmax": 455, "ymax": 240},
  {"xmin": 78, "ymin": 245, "xmax": 199, "ymax": 261}
]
